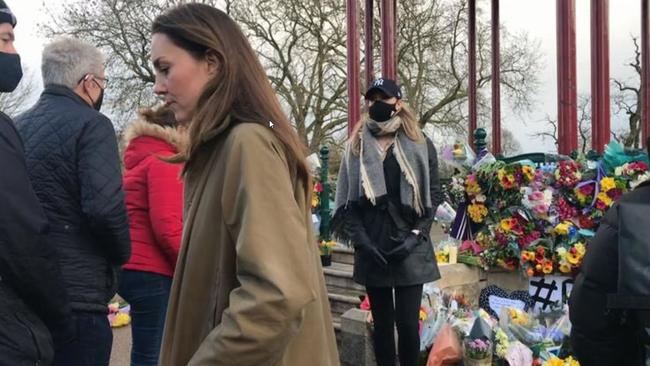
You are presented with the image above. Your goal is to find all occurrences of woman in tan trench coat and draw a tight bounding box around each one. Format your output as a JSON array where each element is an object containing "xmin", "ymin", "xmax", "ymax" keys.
[{"xmin": 149, "ymin": 4, "xmax": 339, "ymax": 365}]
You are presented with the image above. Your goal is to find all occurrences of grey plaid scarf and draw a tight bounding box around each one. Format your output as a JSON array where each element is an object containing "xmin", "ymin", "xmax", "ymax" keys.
[{"xmin": 334, "ymin": 117, "xmax": 432, "ymax": 220}]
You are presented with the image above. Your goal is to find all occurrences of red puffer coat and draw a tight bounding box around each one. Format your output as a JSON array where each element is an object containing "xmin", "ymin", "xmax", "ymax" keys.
[{"xmin": 122, "ymin": 120, "xmax": 184, "ymax": 277}]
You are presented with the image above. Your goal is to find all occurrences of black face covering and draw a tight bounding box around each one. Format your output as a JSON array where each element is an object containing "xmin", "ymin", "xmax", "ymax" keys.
[
  {"xmin": 0, "ymin": 52, "xmax": 23, "ymax": 93},
  {"xmin": 369, "ymin": 100, "xmax": 396, "ymax": 122},
  {"xmin": 93, "ymin": 87, "xmax": 104, "ymax": 111}
]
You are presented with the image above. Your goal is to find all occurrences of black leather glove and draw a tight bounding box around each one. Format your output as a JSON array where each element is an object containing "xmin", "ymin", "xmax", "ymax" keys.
[
  {"xmin": 355, "ymin": 237, "xmax": 388, "ymax": 267},
  {"xmin": 386, "ymin": 232, "xmax": 423, "ymax": 262}
]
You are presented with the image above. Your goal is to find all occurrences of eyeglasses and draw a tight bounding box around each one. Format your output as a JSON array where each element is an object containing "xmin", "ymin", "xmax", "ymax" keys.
[{"xmin": 78, "ymin": 74, "xmax": 109, "ymax": 89}]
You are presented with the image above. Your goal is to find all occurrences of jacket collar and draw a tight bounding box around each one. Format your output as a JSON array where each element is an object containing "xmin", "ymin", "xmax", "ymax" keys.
[
  {"xmin": 123, "ymin": 118, "xmax": 186, "ymax": 151},
  {"xmin": 42, "ymin": 84, "xmax": 93, "ymax": 109}
]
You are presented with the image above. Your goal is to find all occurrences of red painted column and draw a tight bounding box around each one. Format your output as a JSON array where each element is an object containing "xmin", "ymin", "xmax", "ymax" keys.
[
  {"xmin": 556, "ymin": 0, "xmax": 578, "ymax": 155},
  {"xmin": 468, "ymin": 0, "xmax": 477, "ymax": 148},
  {"xmin": 347, "ymin": 0, "xmax": 361, "ymax": 135},
  {"xmin": 381, "ymin": 0, "xmax": 396, "ymax": 79},
  {"xmin": 491, "ymin": 0, "xmax": 501, "ymax": 155},
  {"xmin": 591, "ymin": 0, "xmax": 610, "ymax": 153},
  {"xmin": 643, "ymin": 0, "xmax": 650, "ymax": 146},
  {"xmin": 365, "ymin": 0, "xmax": 374, "ymax": 90}
]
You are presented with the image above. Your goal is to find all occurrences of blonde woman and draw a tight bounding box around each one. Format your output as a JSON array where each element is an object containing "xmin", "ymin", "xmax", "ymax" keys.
[{"xmin": 333, "ymin": 79, "xmax": 444, "ymax": 366}]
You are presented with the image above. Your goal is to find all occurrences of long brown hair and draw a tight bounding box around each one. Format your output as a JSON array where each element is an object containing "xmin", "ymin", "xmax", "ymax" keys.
[
  {"xmin": 350, "ymin": 102, "xmax": 425, "ymax": 154},
  {"xmin": 152, "ymin": 4, "xmax": 310, "ymax": 198}
]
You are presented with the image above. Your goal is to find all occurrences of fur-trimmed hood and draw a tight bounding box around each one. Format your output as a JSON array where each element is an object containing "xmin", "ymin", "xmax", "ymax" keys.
[{"xmin": 122, "ymin": 119, "xmax": 187, "ymax": 170}]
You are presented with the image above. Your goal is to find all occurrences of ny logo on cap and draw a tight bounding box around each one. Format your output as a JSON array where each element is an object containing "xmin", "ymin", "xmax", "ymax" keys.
[{"xmin": 373, "ymin": 79, "xmax": 384, "ymax": 86}]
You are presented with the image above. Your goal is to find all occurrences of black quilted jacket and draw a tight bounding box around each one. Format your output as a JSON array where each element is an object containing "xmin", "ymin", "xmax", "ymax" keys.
[
  {"xmin": 15, "ymin": 85, "xmax": 131, "ymax": 313},
  {"xmin": 0, "ymin": 110, "xmax": 74, "ymax": 365},
  {"xmin": 569, "ymin": 181, "xmax": 650, "ymax": 365}
]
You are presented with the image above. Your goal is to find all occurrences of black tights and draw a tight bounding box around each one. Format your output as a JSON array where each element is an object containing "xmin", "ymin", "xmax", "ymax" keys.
[{"xmin": 366, "ymin": 284, "xmax": 423, "ymax": 366}]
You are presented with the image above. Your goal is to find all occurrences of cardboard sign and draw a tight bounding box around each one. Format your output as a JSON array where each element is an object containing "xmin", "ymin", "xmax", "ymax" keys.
[
  {"xmin": 528, "ymin": 276, "xmax": 574, "ymax": 312},
  {"xmin": 488, "ymin": 295, "xmax": 526, "ymax": 318}
]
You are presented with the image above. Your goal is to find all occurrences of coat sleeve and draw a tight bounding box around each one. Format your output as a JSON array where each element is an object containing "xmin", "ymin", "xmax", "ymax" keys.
[
  {"xmin": 569, "ymin": 204, "xmax": 623, "ymax": 364},
  {"xmin": 77, "ymin": 116, "xmax": 131, "ymax": 265},
  {"xmin": 0, "ymin": 117, "xmax": 74, "ymax": 347},
  {"xmin": 414, "ymin": 138, "xmax": 444, "ymax": 233},
  {"xmin": 146, "ymin": 157, "xmax": 183, "ymax": 270},
  {"xmin": 188, "ymin": 126, "xmax": 316, "ymax": 365}
]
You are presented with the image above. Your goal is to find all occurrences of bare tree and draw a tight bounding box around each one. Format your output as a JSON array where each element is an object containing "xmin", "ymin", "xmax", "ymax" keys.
[
  {"xmin": 612, "ymin": 37, "xmax": 642, "ymax": 149},
  {"xmin": 43, "ymin": 0, "xmax": 541, "ymax": 150},
  {"xmin": 231, "ymin": 0, "xmax": 349, "ymax": 151},
  {"xmin": 532, "ymin": 95, "xmax": 592, "ymax": 154},
  {"xmin": 0, "ymin": 71, "xmax": 37, "ymax": 118},
  {"xmin": 396, "ymin": 0, "xmax": 542, "ymax": 132},
  {"xmin": 486, "ymin": 128, "xmax": 521, "ymax": 156}
]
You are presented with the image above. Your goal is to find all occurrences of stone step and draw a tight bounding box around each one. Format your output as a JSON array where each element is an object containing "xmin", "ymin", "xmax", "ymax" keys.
[
  {"xmin": 323, "ymin": 262, "xmax": 365, "ymax": 293},
  {"xmin": 328, "ymin": 289, "xmax": 363, "ymax": 317},
  {"xmin": 332, "ymin": 246, "xmax": 355, "ymax": 265}
]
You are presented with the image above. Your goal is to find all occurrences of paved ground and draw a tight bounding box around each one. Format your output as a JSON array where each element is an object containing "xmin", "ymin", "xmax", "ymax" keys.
[{"xmin": 110, "ymin": 325, "xmax": 131, "ymax": 366}]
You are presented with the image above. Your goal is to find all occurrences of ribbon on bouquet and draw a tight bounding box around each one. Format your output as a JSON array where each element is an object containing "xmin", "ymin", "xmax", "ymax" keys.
[{"xmin": 574, "ymin": 160, "xmax": 606, "ymax": 214}]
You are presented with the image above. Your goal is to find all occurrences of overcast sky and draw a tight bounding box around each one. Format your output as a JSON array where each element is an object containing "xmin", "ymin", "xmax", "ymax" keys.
[{"xmin": 8, "ymin": 0, "xmax": 644, "ymax": 153}]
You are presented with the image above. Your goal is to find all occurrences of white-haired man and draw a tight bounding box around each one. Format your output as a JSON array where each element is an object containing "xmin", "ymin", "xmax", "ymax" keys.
[{"xmin": 15, "ymin": 37, "xmax": 131, "ymax": 366}]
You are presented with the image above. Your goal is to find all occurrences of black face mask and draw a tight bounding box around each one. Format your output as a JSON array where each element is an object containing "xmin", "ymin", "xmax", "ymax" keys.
[
  {"xmin": 369, "ymin": 100, "xmax": 396, "ymax": 122},
  {"xmin": 0, "ymin": 52, "xmax": 23, "ymax": 93},
  {"xmin": 85, "ymin": 79, "xmax": 104, "ymax": 111},
  {"xmin": 93, "ymin": 88, "xmax": 104, "ymax": 111}
]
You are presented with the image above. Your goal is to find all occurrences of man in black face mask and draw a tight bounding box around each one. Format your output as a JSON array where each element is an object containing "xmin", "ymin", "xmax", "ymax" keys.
[
  {"xmin": 14, "ymin": 37, "xmax": 131, "ymax": 366},
  {"xmin": 0, "ymin": 1, "xmax": 76, "ymax": 365}
]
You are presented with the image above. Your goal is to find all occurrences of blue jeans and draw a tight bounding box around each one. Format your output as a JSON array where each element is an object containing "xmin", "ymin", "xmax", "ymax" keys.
[
  {"xmin": 119, "ymin": 270, "xmax": 172, "ymax": 366},
  {"xmin": 52, "ymin": 312, "xmax": 113, "ymax": 366}
]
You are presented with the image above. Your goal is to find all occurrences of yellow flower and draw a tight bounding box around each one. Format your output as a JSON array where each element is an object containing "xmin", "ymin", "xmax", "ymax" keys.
[
  {"xmin": 575, "ymin": 243, "xmax": 586, "ymax": 256},
  {"xmin": 111, "ymin": 312, "xmax": 131, "ymax": 328},
  {"xmin": 600, "ymin": 177, "xmax": 616, "ymax": 192},
  {"xmin": 466, "ymin": 180, "xmax": 482, "ymax": 195},
  {"xmin": 559, "ymin": 263, "xmax": 572, "ymax": 273},
  {"xmin": 567, "ymin": 252, "xmax": 581, "ymax": 265},
  {"xmin": 565, "ymin": 356, "xmax": 581, "ymax": 366},
  {"xmin": 554, "ymin": 221, "xmax": 571, "ymax": 236},
  {"xmin": 543, "ymin": 261, "xmax": 554, "ymax": 274},
  {"xmin": 500, "ymin": 218, "xmax": 515, "ymax": 232},
  {"xmin": 597, "ymin": 192, "xmax": 613, "ymax": 206},
  {"xmin": 419, "ymin": 309, "xmax": 428, "ymax": 321},
  {"xmin": 436, "ymin": 252, "xmax": 449, "ymax": 263},
  {"xmin": 522, "ymin": 165, "xmax": 535, "ymax": 181},
  {"xmin": 468, "ymin": 203, "xmax": 488, "ymax": 223},
  {"xmin": 311, "ymin": 192, "xmax": 320, "ymax": 208},
  {"xmin": 542, "ymin": 357, "xmax": 565, "ymax": 366}
]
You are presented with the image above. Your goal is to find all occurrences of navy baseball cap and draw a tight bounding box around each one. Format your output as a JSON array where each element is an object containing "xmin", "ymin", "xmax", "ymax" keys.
[{"xmin": 365, "ymin": 78, "xmax": 402, "ymax": 100}]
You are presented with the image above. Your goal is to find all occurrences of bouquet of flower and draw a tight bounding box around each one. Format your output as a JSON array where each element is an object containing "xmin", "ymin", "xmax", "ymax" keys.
[
  {"xmin": 555, "ymin": 241, "xmax": 586, "ymax": 275},
  {"xmin": 318, "ymin": 239, "xmax": 336, "ymax": 256},
  {"xmin": 463, "ymin": 338, "xmax": 492, "ymax": 365},
  {"xmin": 554, "ymin": 161, "xmax": 582, "ymax": 188},
  {"xmin": 499, "ymin": 307, "xmax": 544, "ymax": 346},
  {"xmin": 521, "ymin": 240, "xmax": 555, "ymax": 277},
  {"xmin": 311, "ymin": 181, "xmax": 323, "ymax": 210},
  {"xmin": 466, "ymin": 173, "xmax": 489, "ymax": 223},
  {"xmin": 542, "ymin": 356, "xmax": 580, "ymax": 366}
]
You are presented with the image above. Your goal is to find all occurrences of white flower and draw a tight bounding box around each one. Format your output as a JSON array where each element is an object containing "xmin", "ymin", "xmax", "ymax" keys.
[
  {"xmin": 614, "ymin": 165, "xmax": 625, "ymax": 177},
  {"xmin": 631, "ymin": 172, "xmax": 650, "ymax": 189}
]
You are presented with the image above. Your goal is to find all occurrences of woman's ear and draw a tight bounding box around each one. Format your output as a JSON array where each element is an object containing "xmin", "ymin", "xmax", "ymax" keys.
[{"xmin": 205, "ymin": 50, "xmax": 221, "ymax": 76}]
